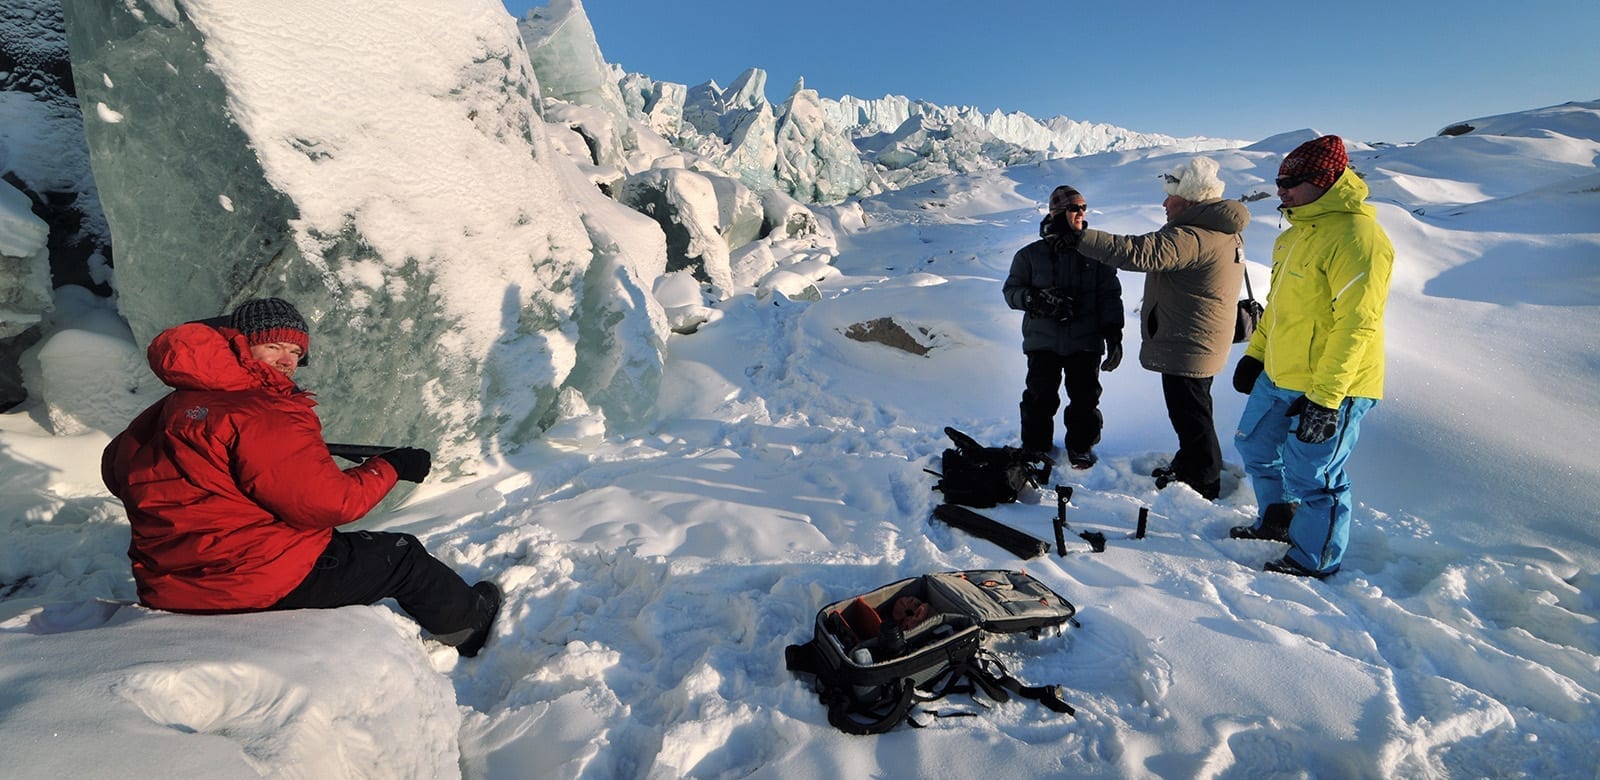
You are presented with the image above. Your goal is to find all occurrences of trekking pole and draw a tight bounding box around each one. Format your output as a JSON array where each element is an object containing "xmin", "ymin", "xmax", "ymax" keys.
[
  {"xmin": 326, "ymin": 443, "xmax": 399, "ymax": 461},
  {"xmin": 1053, "ymin": 485, "xmax": 1071, "ymax": 556},
  {"xmin": 1052, "ymin": 485, "xmax": 1106, "ymax": 555},
  {"xmin": 1135, "ymin": 506, "xmax": 1149, "ymax": 540}
]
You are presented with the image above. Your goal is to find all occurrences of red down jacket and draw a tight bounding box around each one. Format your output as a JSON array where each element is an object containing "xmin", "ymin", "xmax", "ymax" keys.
[{"xmin": 102, "ymin": 322, "xmax": 399, "ymax": 611}]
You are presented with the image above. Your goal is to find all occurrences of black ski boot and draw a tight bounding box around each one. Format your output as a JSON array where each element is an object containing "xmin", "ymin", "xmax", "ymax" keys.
[
  {"xmin": 1229, "ymin": 502, "xmax": 1296, "ymax": 542},
  {"xmin": 1154, "ymin": 465, "xmax": 1220, "ymax": 501},
  {"xmin": 455, "ymin": 581, "xmax": 502, "ymax": 658},
  {"xmin": 1265, "ymin": 555, "xmax": 1338, "ymax": 579}
]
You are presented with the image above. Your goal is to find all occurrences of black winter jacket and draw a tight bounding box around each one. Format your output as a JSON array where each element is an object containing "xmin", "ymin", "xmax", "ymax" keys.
[{"xmin": 1003, "ymin": 228, "xmax": 1123, "ymax": 355}]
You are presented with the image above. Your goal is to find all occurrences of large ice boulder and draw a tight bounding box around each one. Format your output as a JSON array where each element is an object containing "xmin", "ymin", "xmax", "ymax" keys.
[
  {"xmin": 617, "ymin": 168, "xmax": 735, "ymax": 293},
  {"xmin": 722, "ymin": 102, "xmax": 779, "ymax": 193},
  {"xmin": 516, "ymin": 0, "xmax": 636, "ymax": 172},
  {"xmin": 0, "ymin": 0, "xmax": 112, "ymax": 299},
  {"xmin": 60, "ymin": 0, "xmax": 664, "ymax": 471},
  {"xmin": 618, "ymin": 72, "xmax": 686, "ymax": 138},
  {"xmin": 630, "ymin": 68, "xmax": 878, "ymax": 206},
  {"xmin": 19, "ymin": 285, "xmax": 165, "ymax": 435},
  {"xmin": 0, "ymin": 181, "xmax": 50, "ymax": 340},
  {"xmin": 2, "ymin": 0, "xmax": 115, "ymax": 409},
  {"xmin": 773, "ymin": 79, "xmax": 872, "ymax": 205}
]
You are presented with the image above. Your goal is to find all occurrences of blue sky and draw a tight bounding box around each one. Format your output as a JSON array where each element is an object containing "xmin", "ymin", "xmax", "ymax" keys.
[{"xmin": 505, "ymin": 1, "xmax": 1599, "ymax": 144}]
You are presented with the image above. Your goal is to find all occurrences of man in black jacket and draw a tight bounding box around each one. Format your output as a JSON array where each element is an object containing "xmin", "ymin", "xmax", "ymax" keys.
[{"xmin": 1003, "ymin": 186, "xmax": 1124, "ymax": 468}]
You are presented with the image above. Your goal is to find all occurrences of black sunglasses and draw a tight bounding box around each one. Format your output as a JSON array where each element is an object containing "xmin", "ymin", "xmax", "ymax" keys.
[
  {"xmin": 1275, "ymin": 174, "xmax": 1314, "ymax": 189},
  {"xmin": 1059, "ymin": 203, "xmax": 1088, "ymax": 214}
]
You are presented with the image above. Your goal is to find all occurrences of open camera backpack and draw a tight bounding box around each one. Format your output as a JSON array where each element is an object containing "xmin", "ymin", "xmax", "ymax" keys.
[
  {"xmin": 928, "ymin": 427, "xmax": 1052, "ymax": 508},
  {"xmin": 784, "ymin": 569, "xmax": 1078, "ymax": 735}
]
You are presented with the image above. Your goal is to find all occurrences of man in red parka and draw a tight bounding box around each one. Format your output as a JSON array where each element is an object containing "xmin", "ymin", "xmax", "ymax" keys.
[{"xmin": 102, "ymin": 297, "xmax": 500, "ymax": 657}]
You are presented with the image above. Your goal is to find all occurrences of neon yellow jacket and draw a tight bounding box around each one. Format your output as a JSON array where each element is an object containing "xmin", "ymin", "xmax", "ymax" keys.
[{"xmin": 1245, "ymin": 169, "xmax": 1393, "ymax": 407}]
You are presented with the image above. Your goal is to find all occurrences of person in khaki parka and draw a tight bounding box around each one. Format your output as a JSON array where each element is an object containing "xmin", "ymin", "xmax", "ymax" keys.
[{"xmin": 1066, "ymin": 156, "xmax": 1249, "ymax": 500}]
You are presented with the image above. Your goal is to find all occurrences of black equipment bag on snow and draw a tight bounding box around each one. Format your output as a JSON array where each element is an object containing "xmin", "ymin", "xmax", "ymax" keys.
[
  {"xmin": 784, "ymin": 569, "xmax": 1078, "ymax": 735},
  {"xmin": 929, "ymin": 427, "xmax": 1051, "ymax": 508}
]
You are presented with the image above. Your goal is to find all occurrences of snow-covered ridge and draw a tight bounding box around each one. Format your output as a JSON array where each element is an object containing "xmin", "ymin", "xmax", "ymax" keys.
[
  {"xmin": 824, "ymin": 92, "xmax": 1243, "ymax": 156},
  {"xmin": 610, "ymin": 65, "xmax": 1243, "ymax": 198}
]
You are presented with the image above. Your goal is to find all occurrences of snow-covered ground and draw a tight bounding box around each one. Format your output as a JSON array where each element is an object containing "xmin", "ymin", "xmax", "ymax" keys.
[{"xmin": 3, "ymin": 61, "xmax": 1598, "ymax": 780}]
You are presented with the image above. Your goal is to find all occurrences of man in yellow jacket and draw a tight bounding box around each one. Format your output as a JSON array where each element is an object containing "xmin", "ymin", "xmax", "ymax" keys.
[{"xmin": 1228, "ymin": 135, "xmax": 1393, "ymax": 579}]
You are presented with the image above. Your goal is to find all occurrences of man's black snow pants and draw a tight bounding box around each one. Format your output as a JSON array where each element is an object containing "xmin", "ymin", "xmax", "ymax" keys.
[
  {"xmin": 271, "ymin": 530, "xmax": 478, "ymax": 638},
  {"xmin": 1021, "ymin": 349, "xmax": 1103, "ymax": 454}
]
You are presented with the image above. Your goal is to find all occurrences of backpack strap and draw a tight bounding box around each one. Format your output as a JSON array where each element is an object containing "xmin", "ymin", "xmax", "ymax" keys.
[
  {"xmin": 788, "ymin": 643, "xmax": 934, "ymax": 735},
  {"xmin": 1238, "ymin": 245, "xmax": 1258, "ymax": 303},
  {"xmin": 903, "ymin": 652, "xmax": 1077, "ymax": 721},
  {"xmin": 784, "ymin": 642, "xmax": 820, "ymax": 675},
  {"xmin": 824, "ymin": 678, "xmax": 921, "ymax": 735},
  {"xmin": 1010, "ymin": 448, "xmax": 1052, "ymax": 486},
  {"xmin": 969, "ymin": 650, "xmax": 1075, "ymax": 715}
]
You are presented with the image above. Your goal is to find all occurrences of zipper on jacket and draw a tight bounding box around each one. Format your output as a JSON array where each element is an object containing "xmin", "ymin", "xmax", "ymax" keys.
[{"xmin": 1266, "ymin": 230, "xmax": 1309, "ymax": 371}]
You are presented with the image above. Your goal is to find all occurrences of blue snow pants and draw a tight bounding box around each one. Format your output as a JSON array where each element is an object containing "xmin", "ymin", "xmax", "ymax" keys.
[{"xmin": 1234, "ymin": 374, "xmax": 1377, "ymax": 575}]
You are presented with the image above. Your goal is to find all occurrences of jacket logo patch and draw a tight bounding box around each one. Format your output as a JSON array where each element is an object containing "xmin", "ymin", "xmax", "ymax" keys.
[{"xmin": 185, "ymin": 406, "xmax": 209, "ymax": 420}]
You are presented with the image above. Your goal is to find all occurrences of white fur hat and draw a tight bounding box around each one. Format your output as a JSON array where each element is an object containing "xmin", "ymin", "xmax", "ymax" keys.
[{"xmin": 1162, "ymin": 156, "xmax": 1225, "ymax": 202}]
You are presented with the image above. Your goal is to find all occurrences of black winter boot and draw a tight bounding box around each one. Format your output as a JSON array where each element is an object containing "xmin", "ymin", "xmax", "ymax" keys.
[
  {"xmin": 1265, "ymin": 555, "xmax": 1339, "ymax": 579},
  {"xmin": 455, "ymin": 581, "xmax": 502, "ymax": 658},
  {"xmin": 1229, "ymin": 502, "xmax": 1296, "ymax": 542}
]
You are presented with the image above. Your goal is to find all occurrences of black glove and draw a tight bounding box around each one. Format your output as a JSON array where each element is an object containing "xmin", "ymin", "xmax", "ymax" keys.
[
  {"xmin": 377, "ymin": 447, "xmax": 432, "ymax": 483},
  {"xmin": 1100, "ymin": 331, "xmax": 1122, "ymax": 372},
  {"xmin": 1024, "ymin": 287, "xmax": 1073, "ymax": 320},
  {"xmin": 1232, "ymin": 355, "xmax": 1264, "ymax": 395},
  {"xmin": 1022, "ymin": 288, "xmax": 1043, "ymax": 315},
  {"xmin": 1285, "ymin": 395, "xmax": 1339, "ymax": 444}
]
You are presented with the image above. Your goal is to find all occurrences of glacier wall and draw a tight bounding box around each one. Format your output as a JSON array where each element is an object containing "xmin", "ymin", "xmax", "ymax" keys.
[{"xmin": 60, "ymin": 0, "xmax": 665, "ymax": 471}]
